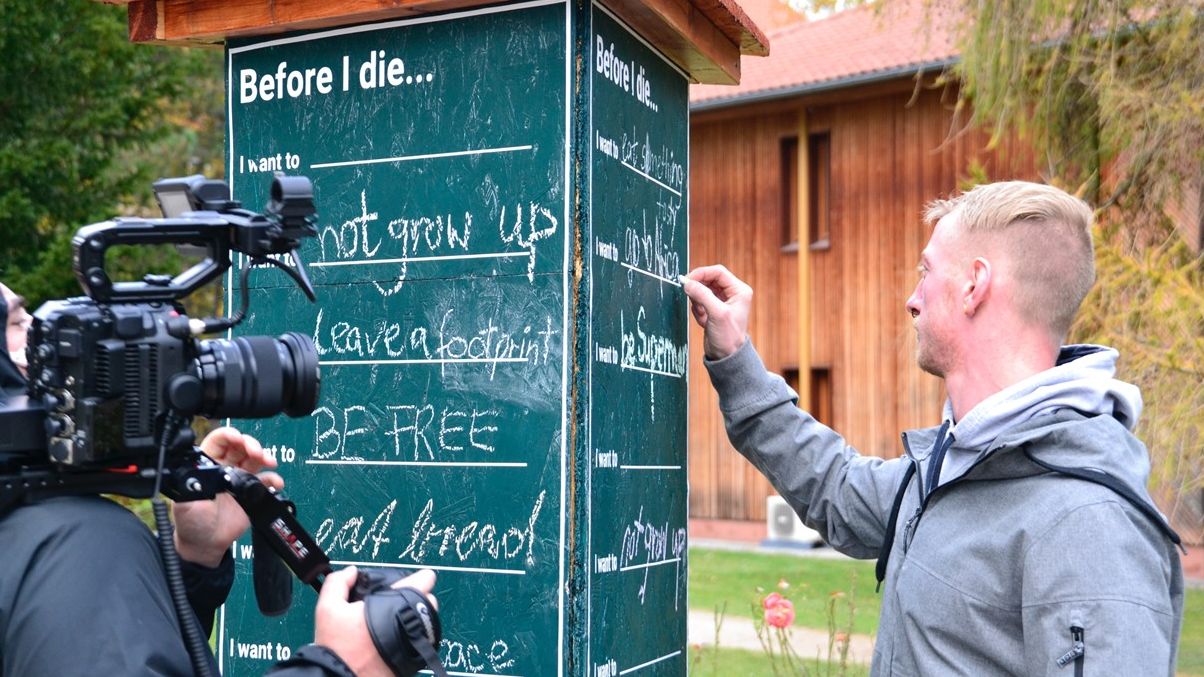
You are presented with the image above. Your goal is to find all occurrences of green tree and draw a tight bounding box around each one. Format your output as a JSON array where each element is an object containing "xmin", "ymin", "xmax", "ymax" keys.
[
  {"xmin": 953, "ymin": 1, "xmax": 1203, "ymax": 219},
  {"xmin": 944, "ymin": 0, "xmax": 1204, "ymax": 540},
  {"xmin": 0, "ymin": 0, "xmax": 223, "ymax": 303}
]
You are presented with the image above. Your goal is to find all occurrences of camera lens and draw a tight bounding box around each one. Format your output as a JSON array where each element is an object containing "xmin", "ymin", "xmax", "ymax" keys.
[{"xmin": 194, "ymin": 332, "xmax": 320, "ymax": 419}]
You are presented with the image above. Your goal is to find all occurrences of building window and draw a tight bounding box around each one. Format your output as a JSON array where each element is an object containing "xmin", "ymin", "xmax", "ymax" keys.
[
  {"xmin": 808, "ymin": 132, "xmax": 831, "ymax": 250},
  {"xmin": 810, "ymin": 367, "xmax": 832, "ymax": 426},
  {"xmin": 780, "ymin": 135, "xmax": 799, "ymax": 250},
  {"xmin": 782, "ymin": 367, "xmax": 832, "ymax": 426},
  {"xmin": 783, "ymin": 367, "xmax": 800, "ymax": 395}
]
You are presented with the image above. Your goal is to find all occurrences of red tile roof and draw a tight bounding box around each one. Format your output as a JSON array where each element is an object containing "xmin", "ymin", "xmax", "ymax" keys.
[{"xmin": 692, "ymin": 0, "xmax": 961, "ymax": 109}]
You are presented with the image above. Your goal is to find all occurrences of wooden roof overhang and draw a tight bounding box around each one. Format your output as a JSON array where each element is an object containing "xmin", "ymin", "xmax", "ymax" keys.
[{"xmin": 97, "ymin": 0, "xmax": 768, "ymax": 84}]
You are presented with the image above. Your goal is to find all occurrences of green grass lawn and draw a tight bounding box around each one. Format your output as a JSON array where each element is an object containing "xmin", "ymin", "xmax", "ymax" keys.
[
  {"xmin": 688, "ymin": 546, "xmax": 1204, "ymax": 675},
  {"xmin": 1181, "ymin": 585, "xmax": 1204, "ymax": 677},
  {"xmin": 688, "ymin": 547, "xmax": 881, "ymax": 636}
]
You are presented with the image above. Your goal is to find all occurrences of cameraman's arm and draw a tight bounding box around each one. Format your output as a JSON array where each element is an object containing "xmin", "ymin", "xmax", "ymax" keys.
[
  {"xmin": 172, "ymin": 427, "xmax": 283, "ymax": 631},
  {"xmin": 267, "ymin": 567, "xmax": 439, "ymax": 677},
  {"xmin": 179, "ymin": 550, "xmax": 234, "ymax": 637},
  {"xmin": 173, "ymin": 427, "xmax": 282, "ymax": 565}
]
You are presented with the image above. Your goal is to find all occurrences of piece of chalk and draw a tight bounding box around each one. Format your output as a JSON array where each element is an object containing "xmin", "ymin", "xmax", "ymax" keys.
[{"xmin": 677, "ymin": 275, "xmax": 689, "ymax": 285}]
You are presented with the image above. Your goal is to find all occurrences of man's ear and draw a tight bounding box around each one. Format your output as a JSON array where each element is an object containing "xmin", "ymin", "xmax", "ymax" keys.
[{"xmin": 962, "ymin": 257, "xmax": 991, "ymax": 316}]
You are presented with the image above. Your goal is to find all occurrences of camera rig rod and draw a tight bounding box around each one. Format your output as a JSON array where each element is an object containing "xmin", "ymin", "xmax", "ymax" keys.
[{"xmin": 0, "ymin": 453, "xmax": 332, "ymax": 609}]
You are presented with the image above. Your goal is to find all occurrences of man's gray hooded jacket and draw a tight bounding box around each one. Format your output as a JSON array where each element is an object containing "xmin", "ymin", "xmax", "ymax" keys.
[{"xmin": 706, "ymin": 342, "xmax": 1183, "ymax": 676}]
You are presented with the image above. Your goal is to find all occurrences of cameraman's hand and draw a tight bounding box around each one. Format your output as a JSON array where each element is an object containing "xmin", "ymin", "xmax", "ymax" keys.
[
  {"xmin": 681, "ymin": 265, "xmax": 753, "ymax": 360},
  {"xmin": 315, "ymin": 566, "xmax": 439, "ymax": 677},
  {"xmin": 172, "ymin": 426, "xmax": 284, "ymax": 567}
]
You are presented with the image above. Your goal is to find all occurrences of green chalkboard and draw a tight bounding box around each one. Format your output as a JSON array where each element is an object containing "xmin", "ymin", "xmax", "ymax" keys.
[
  {"xmin": 586, "ymin": 6, "xmax": 690, "ymax": 675},
  {"xmin": 221, "ymin": 1, "xmax": 690, "ymax": 674},
  {"xmin": 223, "ymin": 3, "xmax": 568, "ymax": 675}
]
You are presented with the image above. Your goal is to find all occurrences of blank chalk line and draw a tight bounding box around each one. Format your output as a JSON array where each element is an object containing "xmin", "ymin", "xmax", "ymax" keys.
[
  {"xmin": 419, "ymin": 671, "xmax": 524, "ymax": 677},
  {"xmin": 620, "ymin": 262, "xmax": 680, "ymax": 287},
  {"xmin": 618, "ymin": 650, "xmax": 682, "ymax": 675},
  {"xmin": 330, "ymin": 559, "xmax": 526, "ymax": 576},
  {"xmin": 307, "ymin": 459, "xmax": 527, "ymax": 468},
  {"xmin": 312, "ymin": 251, "xmax": 528, "ymax": 268},
  {"xmin": 618, "ymin": 557, "xmax": 681, "ymax": 573},
  {"xmin": 319, "ymin": 357, "xmax": 528, "ymax": 366},
  {"xmin": 618, "ymin": 159, "xmax": 682, "ymax": 198},
  {"xmin": 311, "ymin": 144, "xmax": 533, "ymax": 169},
  {"xmin": 620, "ymin": 363, "xmax": 684, "ymax": 379},
  {"xmin": 619, "ymin": 464, "xmax": 682, "ymax": 471}
]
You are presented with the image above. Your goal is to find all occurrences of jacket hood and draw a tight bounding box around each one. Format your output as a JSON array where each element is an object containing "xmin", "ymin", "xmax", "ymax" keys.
[
  {"xmin": 0, "ymin": 290, "xmax": 28, "ymax": 397},
  {"xmin": 948, "ymin": 344, "xmax": 1141, "ymax": 442},
  {"xmin": 922, "ymin": 345, "xmax": 1146, "ymax": 489}
]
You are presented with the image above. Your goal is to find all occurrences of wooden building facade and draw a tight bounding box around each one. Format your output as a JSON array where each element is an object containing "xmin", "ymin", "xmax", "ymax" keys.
[{"xmin": 686, "ymin": 3, "xmax": 1038, "ymax": 524}]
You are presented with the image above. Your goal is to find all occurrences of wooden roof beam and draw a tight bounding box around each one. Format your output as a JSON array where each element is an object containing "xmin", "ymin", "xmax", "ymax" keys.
[
  {"xmin": 119, "ymin": 0, "xmax": 767, "ymax": 84},
  {"xmin": 600, "ymin": 0, "xmax": 749, "ymax": 84},
  {"xmin": 126, "ymin": 0, "xmax": 482, "ymax": 46}
]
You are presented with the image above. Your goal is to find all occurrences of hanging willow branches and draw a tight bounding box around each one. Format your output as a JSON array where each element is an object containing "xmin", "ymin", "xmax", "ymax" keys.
[{"xmin": 943, "ymin": 0, "xmax": 1204, "ymax": 537}]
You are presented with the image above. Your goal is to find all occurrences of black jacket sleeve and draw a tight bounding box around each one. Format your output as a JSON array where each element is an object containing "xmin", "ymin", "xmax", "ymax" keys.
[
  {"xmin": 0, "ymin": 496, "xmax": 204, "ymax": 676},
  {"xmin": 180, "ymin": 548, "xmax": 235, "ymax": 637},
  {"xmin": 267, "ymin": 644, "xmax": 358, "ymax": 677},
  {"xmin": 0, "ymin": 495, "xmax": 359, "ymax": 677}
]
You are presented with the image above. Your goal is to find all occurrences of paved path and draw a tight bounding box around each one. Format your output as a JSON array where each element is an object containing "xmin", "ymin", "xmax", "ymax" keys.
[{"xmin": 687, "ymin": 610, "xmax": 876, "ymax": 665}]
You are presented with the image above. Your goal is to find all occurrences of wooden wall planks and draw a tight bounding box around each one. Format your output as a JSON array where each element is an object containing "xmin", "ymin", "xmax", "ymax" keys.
[{"xmin": 688, "ymin": 84, "xmax": 1036, "ymax": 522}]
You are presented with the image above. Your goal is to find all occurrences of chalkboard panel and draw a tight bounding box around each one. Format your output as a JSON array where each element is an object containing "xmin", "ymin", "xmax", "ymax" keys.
[
  {"xmin": 222, "ymin": 1, "xmax": 691, "ymax": 674},
  {"xmin": 222, "ymin": 3, "xmax": 568, "ymax": 675},
  {"xmin": 586, "ymin": 6, "xmax": 690, "ymax": 676}
]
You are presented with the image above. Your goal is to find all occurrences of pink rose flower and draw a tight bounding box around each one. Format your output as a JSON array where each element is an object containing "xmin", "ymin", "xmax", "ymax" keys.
[{"xmin": 762, "ymin": 593, "xmax": 795, "ymax": 628}]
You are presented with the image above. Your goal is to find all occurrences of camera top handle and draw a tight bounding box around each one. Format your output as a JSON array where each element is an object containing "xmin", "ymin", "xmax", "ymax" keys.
[
  {"xmin": 73, "ymin": 174, "xmax": 318, "ymax": 305},
  {"xmin": 74, "ymin": 216, "xmax": 244, "ymax": 303}
]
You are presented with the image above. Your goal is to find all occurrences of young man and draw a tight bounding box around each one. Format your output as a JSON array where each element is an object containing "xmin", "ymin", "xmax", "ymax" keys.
[{"xmin": 682, "ymin": 182, "xmax": 1183, "ymax": 675}]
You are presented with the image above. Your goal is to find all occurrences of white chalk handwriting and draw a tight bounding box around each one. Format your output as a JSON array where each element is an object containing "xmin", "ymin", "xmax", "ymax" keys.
[
  {"xmin": 315, "ymin": 190, "xmax": 558, "ymax": 294},
  {"xmin": 440, "ymin": 637, "xmax": 515, "ymax": 674},
  {"xmin": 400, "ymin": 491, "xmax": 546, "ymax": 568},
  {"xmin": 619, "ymin": 305, "xmax": 687, "ymax": 420},
  {"xmin": 619, "ymin": 130, "xmax": 684, "ymax": 193},
  {"xmin": 312, "ymin": 307, "xmax": 559, "ymax": 378},
  {"xmin": 313, "ymin": 491, "xmax": 546, "ymax": 570},
  {"xmin": 311, "ymin": 401, "xmax": 499, "ymax": 461},
  {"xmin": 618, "ymin": 506, "xmax": 687, "ymax": 609},
  {"xmin": 622, "ymin": 199, "xmax": 681, "ymax": 291}
]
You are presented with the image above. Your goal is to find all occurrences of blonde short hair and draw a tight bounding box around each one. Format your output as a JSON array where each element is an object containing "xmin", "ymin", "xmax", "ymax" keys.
[{"xmin": 925, "ymin": 181, "xmax": 1095, "ymax": 341}]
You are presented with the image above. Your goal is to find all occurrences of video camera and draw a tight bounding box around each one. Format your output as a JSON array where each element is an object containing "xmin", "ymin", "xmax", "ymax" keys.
[
  {"xmin": 1, "ymin": 174, "xmax": 319, "ymax": 473},
  {"xmin": 0, "ymin": 175, "xmax": 450, "ymax": 677},
  {"xmin": 0, "ymin": 172, "xmax": 334, "ymax": 589}
]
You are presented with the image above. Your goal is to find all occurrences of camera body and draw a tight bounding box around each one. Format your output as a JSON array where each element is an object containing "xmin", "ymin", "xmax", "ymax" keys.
[
  {"xmin": 1, "ymin": 174, "xmax": 320, "ymax": 476},
  {"xmin": 26, "ymin": 297, "xmax": 317, "ymax": 467},
  {"xmin": 29, "ymin": 295, "xmax": 193, "ymax": 466}
]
